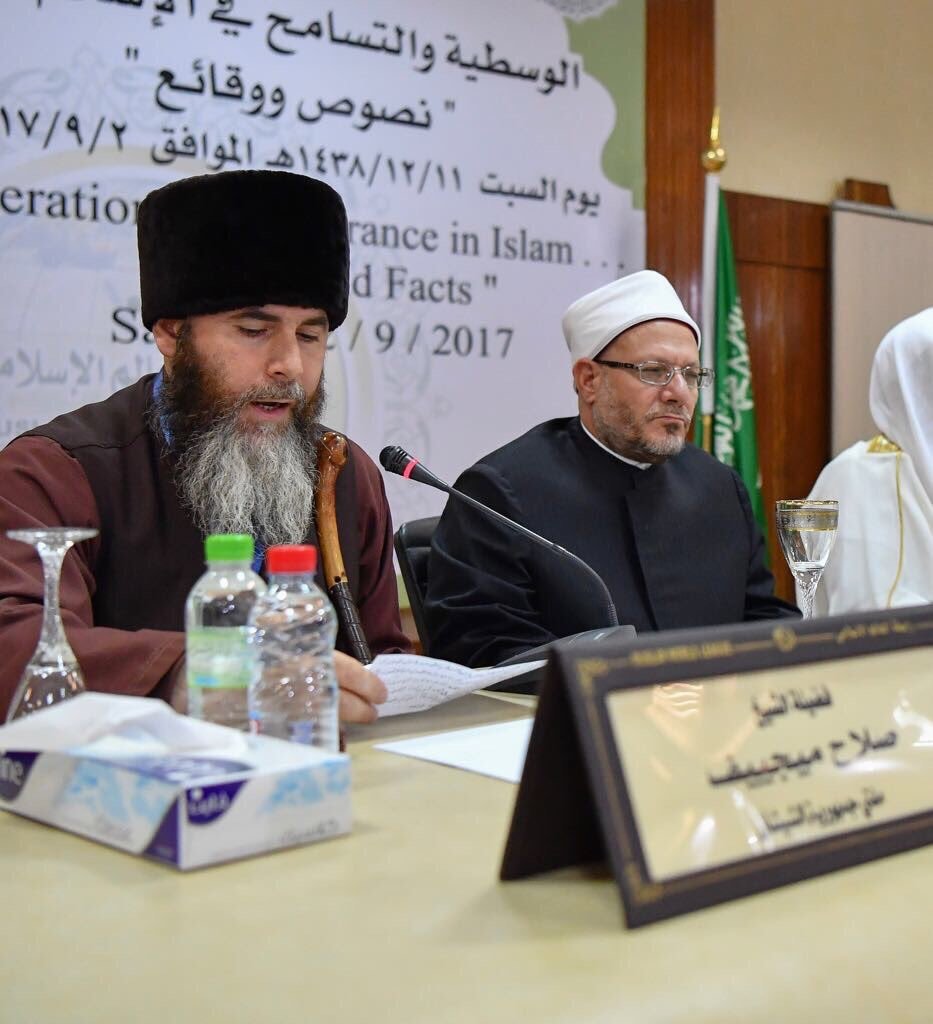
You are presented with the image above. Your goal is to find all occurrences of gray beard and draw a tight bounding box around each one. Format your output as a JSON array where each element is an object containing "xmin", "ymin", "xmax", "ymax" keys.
[
  {"xmin": 175, "ymin": 414, "xmax": 319, "ymax": 547},
  {"xmin": 591, "ymin": 384, "xmax": 690, "ymax": 464},
  {"xmin": 593, "ymin": 406, "xmax": 687, "ymax": 462}
]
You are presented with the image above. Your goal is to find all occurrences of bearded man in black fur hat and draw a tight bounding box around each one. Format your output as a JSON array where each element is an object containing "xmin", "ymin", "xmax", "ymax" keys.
[{"xmin": 0, "ymin": 170, "xmax": 409, "ymax": 721}]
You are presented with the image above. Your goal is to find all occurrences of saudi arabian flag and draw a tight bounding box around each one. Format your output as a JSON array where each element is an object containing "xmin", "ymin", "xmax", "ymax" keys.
[{"xmin": 712, "ymin": 192, "xmax": 767, "ymax": 539}]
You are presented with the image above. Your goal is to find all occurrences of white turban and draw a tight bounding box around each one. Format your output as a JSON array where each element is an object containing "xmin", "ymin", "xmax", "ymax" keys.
[
  {"xmin": 869, "ymin": 307, "xmax": 933, "ymax": 503},
  {"xmin": 562, "ymin": 269, "xmax": 700, "ymax": 364}
]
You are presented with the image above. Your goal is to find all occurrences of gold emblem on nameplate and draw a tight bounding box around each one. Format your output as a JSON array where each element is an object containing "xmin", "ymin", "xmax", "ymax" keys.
[{"xmin": 772, "ymin": 625, "xmax": 798, "ymax": 653}]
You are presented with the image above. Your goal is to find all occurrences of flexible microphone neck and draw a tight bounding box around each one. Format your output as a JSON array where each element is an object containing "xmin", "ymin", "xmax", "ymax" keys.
[{"xmin": 380, "ymin": 445, "xmax": 619, "ymax": 628}]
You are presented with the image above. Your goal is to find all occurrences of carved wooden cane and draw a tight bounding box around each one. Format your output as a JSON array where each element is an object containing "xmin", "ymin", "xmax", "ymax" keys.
[{"xmin": 314, "ymin": 430, "xmax": 373, "ymax": 666}]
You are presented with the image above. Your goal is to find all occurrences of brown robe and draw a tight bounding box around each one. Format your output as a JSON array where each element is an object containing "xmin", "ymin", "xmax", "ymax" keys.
[{"xmin": 0, "ymin": 375, "xmax": 410, "ymax": 718}]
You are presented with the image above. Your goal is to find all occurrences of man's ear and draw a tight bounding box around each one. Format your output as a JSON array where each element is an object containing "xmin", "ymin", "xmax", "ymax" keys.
[
  {"xmin": 152, "ymin": 318, "xmax": 184, "ymax": 366},
  {"xmin": 572, "ymin": 359, "xmax": 599, "ymax": 407}
]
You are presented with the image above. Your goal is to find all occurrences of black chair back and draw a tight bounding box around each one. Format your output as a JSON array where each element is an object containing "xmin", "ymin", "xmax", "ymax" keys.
[{"xmin": 394, "ymin": 516, "xmax": 440, "ymax": 653}]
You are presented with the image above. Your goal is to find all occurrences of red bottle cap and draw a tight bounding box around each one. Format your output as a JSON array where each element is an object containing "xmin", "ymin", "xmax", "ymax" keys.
[{"xmin": 265, "ymin": 545, "xmax": 318, "ymax": 575}]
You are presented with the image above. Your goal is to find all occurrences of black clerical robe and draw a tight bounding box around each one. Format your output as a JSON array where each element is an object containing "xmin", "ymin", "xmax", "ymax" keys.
[{"xmin": 424, "ymin": 417, "xmax": 797, "ymax": 666}]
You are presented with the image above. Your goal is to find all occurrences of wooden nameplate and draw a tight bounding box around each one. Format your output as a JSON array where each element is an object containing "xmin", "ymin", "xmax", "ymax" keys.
[{"xmin": 501, "ymin": 606, "xmax": 933, "ymax": 927}]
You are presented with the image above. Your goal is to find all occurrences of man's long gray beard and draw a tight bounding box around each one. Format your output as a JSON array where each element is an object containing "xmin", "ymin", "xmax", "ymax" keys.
[
  {"xmin": 175, "ymin": 411, "xmax": 321, "ymax": 547},
  {"xmin": 151, "ymin": 328, "xmax": 327, "ymax": 547}
]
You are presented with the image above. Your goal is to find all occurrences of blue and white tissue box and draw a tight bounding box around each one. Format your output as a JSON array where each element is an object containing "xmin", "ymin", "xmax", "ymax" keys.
[{"xmin": 0, "ymin": 692, "xmax": 351, "ymax": 869}]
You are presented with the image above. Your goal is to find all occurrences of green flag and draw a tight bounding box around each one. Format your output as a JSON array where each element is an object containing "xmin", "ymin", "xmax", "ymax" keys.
[{"xmin": 712, "ymin": 192, "xmax": 767, "ymax": 540}]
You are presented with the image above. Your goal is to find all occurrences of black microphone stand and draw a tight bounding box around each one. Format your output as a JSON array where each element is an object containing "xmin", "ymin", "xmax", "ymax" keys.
[{"xmin": 380, "ymin": 446, "xmax": 619, "ymax": 628}]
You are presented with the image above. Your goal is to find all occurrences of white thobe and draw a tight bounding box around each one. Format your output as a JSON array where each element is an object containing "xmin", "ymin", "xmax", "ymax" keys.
[{"xmin": 808, "ymin": 437, "xmax": 933, "ymax": 616}]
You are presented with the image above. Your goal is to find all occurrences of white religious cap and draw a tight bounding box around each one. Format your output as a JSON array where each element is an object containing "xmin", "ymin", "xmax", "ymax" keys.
[{"xmin": 562, "ymin": 269, "xmax": 701, "ymax": 363}]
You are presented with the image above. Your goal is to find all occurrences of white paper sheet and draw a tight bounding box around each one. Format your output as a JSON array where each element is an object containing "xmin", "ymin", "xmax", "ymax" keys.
[
  {"xmin": 370, "ymin": 654, "xmax": 545, "ymax": 718},
  {"xmin": 375, "ymin": 718, "xmax": 533, "ymax": 783}
]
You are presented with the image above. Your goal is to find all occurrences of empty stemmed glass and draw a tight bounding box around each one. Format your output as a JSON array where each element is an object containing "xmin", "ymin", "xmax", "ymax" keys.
[
  {"xmin": 6, "ymin": 527, "xmax": 98, "ymax": 722},
  {"xmin": 775, "ymin": 500, "xmax": 838, "ymax": 619}
]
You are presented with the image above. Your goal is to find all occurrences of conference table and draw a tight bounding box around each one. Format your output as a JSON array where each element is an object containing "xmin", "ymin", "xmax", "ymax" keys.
[{"xmin": 2, "ymin": 690, "xmax": 931, "ymax": 1023}]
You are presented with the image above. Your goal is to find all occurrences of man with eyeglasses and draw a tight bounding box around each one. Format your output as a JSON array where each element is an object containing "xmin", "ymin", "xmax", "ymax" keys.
[{"xmin": 424, "ymin": 270, "xmax": 798, "ymax": 668}]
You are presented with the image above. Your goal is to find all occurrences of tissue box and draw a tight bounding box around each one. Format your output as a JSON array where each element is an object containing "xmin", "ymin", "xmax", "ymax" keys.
[{"xmin": 0, "ymin": 693, "xmax": 351, "ymax": 869}]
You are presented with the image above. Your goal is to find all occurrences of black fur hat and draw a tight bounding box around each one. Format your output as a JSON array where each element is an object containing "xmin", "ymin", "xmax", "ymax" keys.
[{"xmin": 137, "ymin": 170, "xmax": 349, "ymax": 330}]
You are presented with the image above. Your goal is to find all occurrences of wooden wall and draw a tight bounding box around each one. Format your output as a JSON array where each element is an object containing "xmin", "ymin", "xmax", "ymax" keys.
[
  {"xmin": 646, "ymin": 0, "xmax": 714, "ymax": 320},
  {"xmin": 724, "ymin": 192, "xmax": 831, "ymax": 599},
  {"xmin": 646, "ymin": 0, "xmax": 831, "ymax": 602}
]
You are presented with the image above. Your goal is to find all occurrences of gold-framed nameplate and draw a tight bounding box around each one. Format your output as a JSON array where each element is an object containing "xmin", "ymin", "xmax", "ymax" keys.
[{"xmin": 500, "ymin": 606, "xmax": 933, "ymax": 927}]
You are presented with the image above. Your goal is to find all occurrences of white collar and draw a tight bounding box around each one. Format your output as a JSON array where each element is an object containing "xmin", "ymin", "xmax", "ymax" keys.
[{"xmin": 580, "ymin": 420, "xmax": 651, "ymax": 470}]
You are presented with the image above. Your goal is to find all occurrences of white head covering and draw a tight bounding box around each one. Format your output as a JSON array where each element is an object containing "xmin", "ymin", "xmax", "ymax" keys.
[
  {"xmin": 869, "ymin": 307, "xmax": 933, "ymax": 502},
  {"xmin": 562, "ymin": 269, "xmax": 701, "ymax": 363}
]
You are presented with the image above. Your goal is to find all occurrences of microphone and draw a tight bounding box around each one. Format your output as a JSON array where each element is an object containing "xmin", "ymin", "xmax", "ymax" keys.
[
  {"xmin": 379, "ymin": 445, "xmax": 619, "ymax": 627},
  {"xmin": 379, "ymin": 445, "xmax": 449, "ymax": 491}
]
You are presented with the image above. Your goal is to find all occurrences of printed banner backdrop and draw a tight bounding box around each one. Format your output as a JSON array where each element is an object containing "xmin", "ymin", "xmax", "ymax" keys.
[{"xmin": 0, "ymin": 0, "xmax": 645, "ymax": 524}]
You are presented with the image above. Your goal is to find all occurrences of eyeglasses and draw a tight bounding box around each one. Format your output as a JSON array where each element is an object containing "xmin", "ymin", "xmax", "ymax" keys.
[{"xmin": 593, "ymin": 359, "xmax": 715, "ymax": 390}]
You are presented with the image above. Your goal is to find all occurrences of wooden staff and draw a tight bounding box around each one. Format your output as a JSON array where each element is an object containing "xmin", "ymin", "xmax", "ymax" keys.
[{"xmin": 314, "ymin": 430, "xmax": 373, "ymax": 665}]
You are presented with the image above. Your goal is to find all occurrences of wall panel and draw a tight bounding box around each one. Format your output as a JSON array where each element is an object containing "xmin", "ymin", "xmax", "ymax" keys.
[
  {"xmin": 724, "ymin": 192, "xmax": 830, "ymax": 601},
  {"xmin": 646, "ymin": 0, "xmax": 714, "ymax": 322}
]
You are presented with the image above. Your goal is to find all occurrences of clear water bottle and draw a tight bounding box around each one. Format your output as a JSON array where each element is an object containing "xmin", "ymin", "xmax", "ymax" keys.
[
  {"xmin": 185, "ymin": 534, "xmax": 266, "ymax": 730},
  {"xmin": 247, "ymin": 545, "xmax": 339, "ymax": 751}
]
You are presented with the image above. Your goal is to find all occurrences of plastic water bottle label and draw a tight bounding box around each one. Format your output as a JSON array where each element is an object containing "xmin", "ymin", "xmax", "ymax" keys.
[
  {"xmin": 288, "ymin": 720, "xmax": 314, "ymax": 745},
  {"xmin": 187, "ymin": 627, "xmax": 255, "ymax": 690}
]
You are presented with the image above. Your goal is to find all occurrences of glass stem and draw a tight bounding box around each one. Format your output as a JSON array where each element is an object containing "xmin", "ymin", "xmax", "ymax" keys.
[
  {"xmin": 796, "ymin": 573, "xmax": 821, "ymax": 620},
  {"xmin": 36, "ymin": 542, "xmax": 73, "ymax": 663}
]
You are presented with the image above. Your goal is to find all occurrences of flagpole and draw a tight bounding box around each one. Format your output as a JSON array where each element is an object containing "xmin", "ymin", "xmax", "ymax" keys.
[
  {"xmin": 700, "ymin": 108, "xmax": 726, "ymax": 453},
  {"xmin": 701, "ymin": 116, "xmax": 768, "ymax": 541}
]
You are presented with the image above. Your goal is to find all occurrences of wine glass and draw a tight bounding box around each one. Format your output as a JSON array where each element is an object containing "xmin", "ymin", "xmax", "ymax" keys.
[
  {"xmin": 6, "ymin": 527, "xmax": 98, "ymax": 722},
  {"xmin": 775, "ymin": 500, "xmax": 838, "ymax": 620}
]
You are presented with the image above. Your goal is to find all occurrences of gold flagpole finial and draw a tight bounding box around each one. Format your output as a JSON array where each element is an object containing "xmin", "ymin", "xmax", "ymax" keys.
[{"xmin": 701, "ymin": 107, "xmax": 726, "ymax": 172}]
